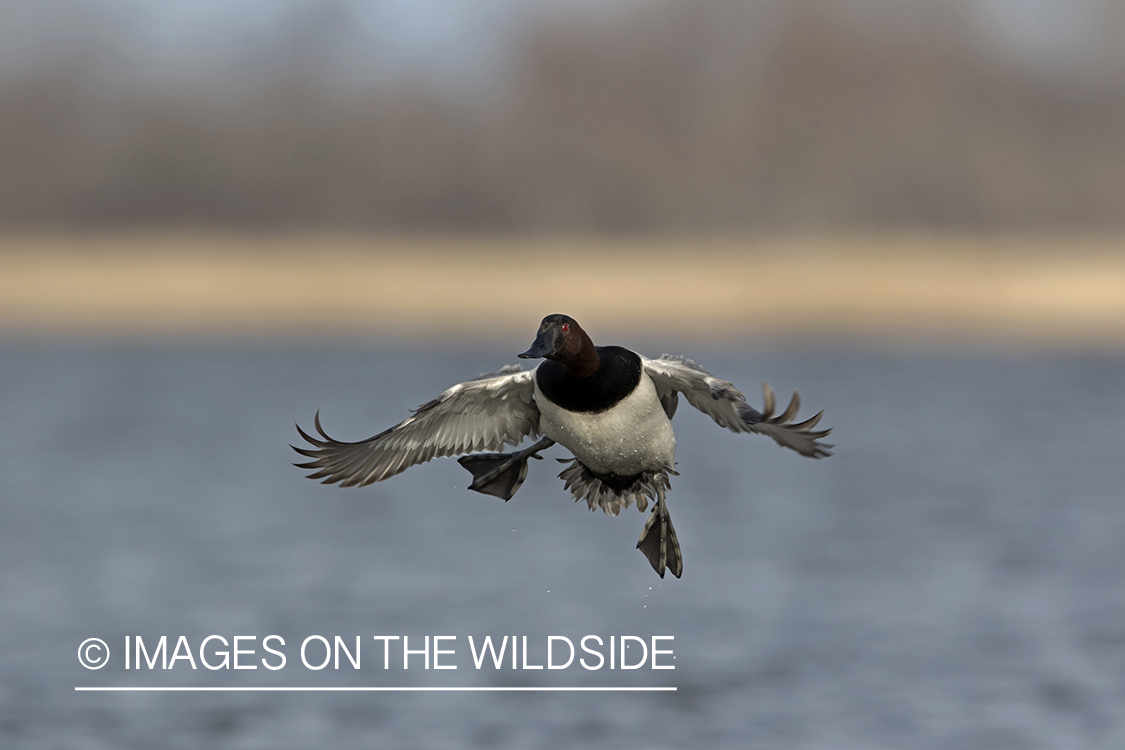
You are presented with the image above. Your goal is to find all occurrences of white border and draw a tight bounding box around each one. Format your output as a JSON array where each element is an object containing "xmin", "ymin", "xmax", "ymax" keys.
[{"xmin": 76, "ymin": 686, "xmax": 676, "ymax": 692}]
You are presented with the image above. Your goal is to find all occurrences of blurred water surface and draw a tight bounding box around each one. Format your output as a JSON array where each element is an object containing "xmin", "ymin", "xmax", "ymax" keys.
[{"xmin": 2, "ymin": 341, "xmax": 1124, "ymax": 748}]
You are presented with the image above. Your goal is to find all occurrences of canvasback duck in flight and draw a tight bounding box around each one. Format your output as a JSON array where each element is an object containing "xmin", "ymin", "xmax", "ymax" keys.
[{"xmin": 293, "ymin": 314, "xmax": 832, "ymax": 578}]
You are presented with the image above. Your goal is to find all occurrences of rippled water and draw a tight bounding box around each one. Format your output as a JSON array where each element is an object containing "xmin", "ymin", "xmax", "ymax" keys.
[{"xmin": 2, "ymin": 341, "xmax": 1124, "ymax": 748}]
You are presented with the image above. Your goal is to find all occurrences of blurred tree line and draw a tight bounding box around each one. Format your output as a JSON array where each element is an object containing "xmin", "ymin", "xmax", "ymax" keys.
[{"xmin": 2, "ymin": 0, "xmax": 1124, "ymax": 232}]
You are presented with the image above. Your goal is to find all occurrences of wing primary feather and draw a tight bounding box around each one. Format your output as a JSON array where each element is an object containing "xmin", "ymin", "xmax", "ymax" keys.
[
  {"xmin": 295, "ymin": 422, "xmax": 327, "ymax": 448},
  {"xmin": 761, "ymin": 382, "xmax": 776, "ymax": 419},
  {"xmin": 290, "ymin": 445, "xmax": 321, "ymax": 459},
  {"xmin": 777, "ymin": 390, "xmax": 801, "ymax": 423},
  {"xmin": 792, "ymin": 410, "xmax": 824, "ymax": 430}
]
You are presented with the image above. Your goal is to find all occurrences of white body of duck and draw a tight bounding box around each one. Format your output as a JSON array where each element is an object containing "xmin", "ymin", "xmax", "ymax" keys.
[{"xmin": 533, "ymin": 358, "xmax": 675, "ymax": 478}]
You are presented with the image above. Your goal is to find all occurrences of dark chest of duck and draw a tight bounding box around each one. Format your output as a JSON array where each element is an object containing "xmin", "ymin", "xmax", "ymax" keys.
[{"xmin": 534, "ymin": 346, "xmax": 642, "ymax": 414}]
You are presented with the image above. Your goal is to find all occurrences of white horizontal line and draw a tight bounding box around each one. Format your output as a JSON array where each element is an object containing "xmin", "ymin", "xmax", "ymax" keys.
[{"xmin": 75, "ymin": 686, "xmax": 676, "ymax": 693}]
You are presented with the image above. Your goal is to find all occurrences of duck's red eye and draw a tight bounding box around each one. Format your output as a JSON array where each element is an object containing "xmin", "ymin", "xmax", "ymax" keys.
[{"xmin": 561, "ymin": 324, "xmax": 569, "ymax": 332}]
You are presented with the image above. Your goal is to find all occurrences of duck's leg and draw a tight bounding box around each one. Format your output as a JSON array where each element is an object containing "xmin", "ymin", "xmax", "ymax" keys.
[
  {"xmin": 458, "ymin": 437, "xmax": 556, "ymax": 501},
  {"xmin": 637, "ymin": 482, "xmax": 683, "ymax": 579}
]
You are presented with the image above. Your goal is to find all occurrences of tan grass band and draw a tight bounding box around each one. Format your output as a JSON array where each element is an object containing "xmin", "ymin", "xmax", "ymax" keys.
[{"xmin": 2, "ymin": 233, "xmax": 1123, "ymax": 347}]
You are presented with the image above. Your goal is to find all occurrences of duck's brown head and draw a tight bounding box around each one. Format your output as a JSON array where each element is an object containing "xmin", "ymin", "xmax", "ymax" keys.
[{"xmin": 518, "ymin": 314, "xmax": 599, "ymax": 377}]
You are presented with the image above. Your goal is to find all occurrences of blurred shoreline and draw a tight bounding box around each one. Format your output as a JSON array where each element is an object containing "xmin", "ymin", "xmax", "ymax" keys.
[{"xmin": 2, "ymin": 232, "xmax": 1123, "ymax": 348}]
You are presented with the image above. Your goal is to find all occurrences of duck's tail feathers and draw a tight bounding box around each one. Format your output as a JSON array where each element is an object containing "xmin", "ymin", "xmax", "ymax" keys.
[{"xmin": 556, "ymin": 461, "xmax": 670, "ymax": 516}]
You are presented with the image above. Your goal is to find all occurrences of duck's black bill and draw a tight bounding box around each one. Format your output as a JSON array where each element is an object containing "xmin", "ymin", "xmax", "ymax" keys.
[{"xmin": 518, "ymin": 332, "xmax": 551, "ymax": 359}]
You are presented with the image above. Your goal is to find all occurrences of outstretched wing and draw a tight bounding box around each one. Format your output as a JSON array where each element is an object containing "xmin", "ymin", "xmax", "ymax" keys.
[
  {"xmin": 642, "ymin": 355, "xmax": 833, "ymax": 458},
  {"xmin": 293, "ymin": 365, "xmax": 540, "ymax": 487}
]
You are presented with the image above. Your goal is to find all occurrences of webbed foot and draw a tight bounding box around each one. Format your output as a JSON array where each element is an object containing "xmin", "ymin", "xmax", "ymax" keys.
[
  {"xmin": 636, "ymin": 484, "xmax": 682, "ymax": 578},
  {"xmin": 458, "ymin": 437, "xmax": 555, "ymax": 500}
]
